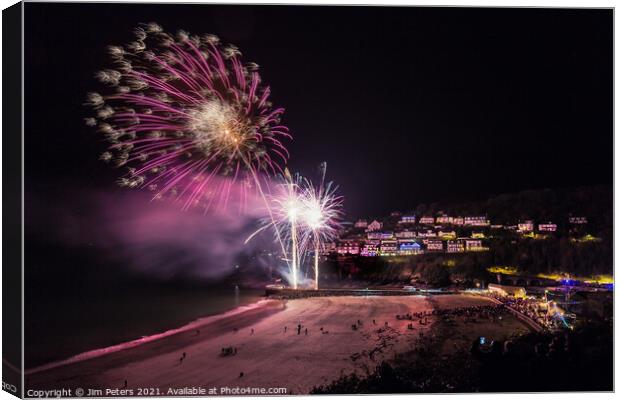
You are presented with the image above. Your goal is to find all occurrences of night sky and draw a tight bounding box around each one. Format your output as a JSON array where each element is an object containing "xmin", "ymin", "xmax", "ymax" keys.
[{"xmin": 25, "ymin": 4, "xmax": 612, "ymax": 219}]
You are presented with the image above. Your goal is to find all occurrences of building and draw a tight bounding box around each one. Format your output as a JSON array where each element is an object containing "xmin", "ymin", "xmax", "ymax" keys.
[
  {"xmin": 361, "ymin": 240, "xmax": 379, "ymax": 257},
  {"xmin": 471, "ymin": 231, "xmax": 485, "ymax": 239},
  {"xmin": 367, "ymin": 231, "xmax": 394, "ymax": 240},
  {"xmin": 417, "ymin": 229, "xmax": 437, "ymax": 238},
  {"xmin": 399, "ymin": 241, "xmax": 422, "ymax": 255},
  {"xmin": 569, "ymin": 216, "xmax": 588, "ymax": 224},
  {"xmin": 447, "ymin": 240, "xmax": 465, "ymax": 253},
  {"xmin": 426, "ymin": 240, "xmax": 444, "ymax": 252},
  {"xmin": 517, "ymin": 220, "xmax": 534, "ymax": 232},
  {"xmin": 379, "ymin": 240, "xmax": 399, "ymax": 256},
  {"xmin": 465, "ymin": 239, "xmax": 485, "ymax": 252},
  {"xmin": 464, "ymin": 216, "xmax": 490, "ymax": 226},
  {"xmin": 438, "ymin": 230, "xmax": 457, "ymax": 239},
  {"xmin": 366, "ymin": 220, "xmax": 383, "ymax": 231},
  {"xmin": 452, "ymin": 217, "xmax": 464, "ymax": 226},
  {"xmin": 390, "ymin": 211, "xmax": 402, "ymax": 217},
  {"xmin": 336, "ymin": 240, "xmax": 360, "ymax": 255},
  {"xmin": 538, "ymin": 223, "xmax": 557, "ymax": 232},
  {"xmin": 419, "ymin": 216, "xmax": 435, "ymax": 225},
  {"xmin": 436, "ymin": 215, "xmax": 453, "ymax": 225},
  {"xmin": 395, "ymin": 230, "xmax": 416, "ymax": 238},
  {"xmin": 354, "ymin": 219, "xmax": 368, "ymax": 229},
  {"xmin": 399, "ymin": 215, "xmax": 416, "ymax": 224}
]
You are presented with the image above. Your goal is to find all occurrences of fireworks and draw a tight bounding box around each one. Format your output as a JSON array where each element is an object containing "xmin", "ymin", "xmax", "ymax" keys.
[
  {"xmin": 300, "ymin": 163, "xmax": 343, "ymax": 289},
  {"xmin": 248, "ymin": 165, "xmax": 343, "ymax": 289},
  {"xmin": 86, "ymin": 23, "xmax": 291, "ymax": 211}
]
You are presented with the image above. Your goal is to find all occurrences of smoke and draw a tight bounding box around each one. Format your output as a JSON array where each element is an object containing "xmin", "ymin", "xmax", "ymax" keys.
[{"xmin": 26, "ymin": 178, "xmax": 280, "ymax": 281}]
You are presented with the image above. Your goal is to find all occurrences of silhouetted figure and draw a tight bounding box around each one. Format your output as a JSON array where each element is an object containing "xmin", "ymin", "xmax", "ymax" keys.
[
  {"xmin": 123, "ymin": 380, "xmax": 127, "ymax": 389},
  {"xmin": 305, "ymin": 328, "xmax": 308, "ymax": 335},
  {"xmin": 239, "ymin": 372, "xmax": 244, "ymax": 378},
  {"xmin": 251, "ymin": 328, "xmax": 254, "ymax": 335},
  {"xmin": 284, "ymin": 326, "xmax": 287, "ymax": 333}
]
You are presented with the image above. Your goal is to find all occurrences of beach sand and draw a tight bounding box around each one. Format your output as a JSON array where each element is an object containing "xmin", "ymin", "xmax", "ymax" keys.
[{"xmin": 27, "ymin": 294, "xmax": 511, "ymax": 395}]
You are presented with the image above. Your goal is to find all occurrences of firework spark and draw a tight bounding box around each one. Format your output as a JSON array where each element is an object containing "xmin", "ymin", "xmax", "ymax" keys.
[{"xmin": 86, "ymin": 23, "xmax": 292, "ymax": 212}]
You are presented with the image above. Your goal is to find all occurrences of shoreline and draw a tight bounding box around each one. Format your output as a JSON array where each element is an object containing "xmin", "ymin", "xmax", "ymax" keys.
[{"xmin": 27, "ymin": 298, "xmax": 283, "ymax": 375}]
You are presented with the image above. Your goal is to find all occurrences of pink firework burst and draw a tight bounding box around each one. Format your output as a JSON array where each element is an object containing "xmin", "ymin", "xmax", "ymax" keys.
[{"xmin": 85, "ymin": 22, "xmax": 291, "ymax": 211}]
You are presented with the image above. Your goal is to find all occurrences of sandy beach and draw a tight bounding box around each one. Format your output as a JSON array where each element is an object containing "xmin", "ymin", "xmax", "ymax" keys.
[{"xmin": 27, "ymin": 294, "xmax": 521, "ymax": 395}]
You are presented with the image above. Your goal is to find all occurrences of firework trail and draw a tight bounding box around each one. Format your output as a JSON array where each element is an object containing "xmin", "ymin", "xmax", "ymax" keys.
[
  {"xmin": 85, "ymin": 23, "xmax": 292, "ymax": 214},
  {"xmin": 246, "ymin": 164, "xmax": 343, "ymax": 289}
]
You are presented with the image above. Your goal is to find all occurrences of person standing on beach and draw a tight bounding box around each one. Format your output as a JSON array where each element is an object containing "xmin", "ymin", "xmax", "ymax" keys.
[
  {"xmin": 305, "ymin": 328, "xmax": 308, "ymax": 335},
  {"xmin": 284, "ymin": 326, "xmax": 287, "ymax": 333}
]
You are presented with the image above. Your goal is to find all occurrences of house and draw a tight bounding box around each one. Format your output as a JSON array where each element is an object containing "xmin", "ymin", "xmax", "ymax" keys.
[
  {"xmin": 366, "ymin": 220, "xmax": 383, "ymax": 231},
  {"xmin": 419, "ymin": 216, "xmax": 435, "ymax": 225},
  {"xmin": 538, "ymin": 223, "xmax": 557, "ymax": 232},
  {"xmin": 452, "ymin": 217, "xmax": 465, "ymax": 225},
  {"xmin": 417, "ymin": 230, "xmax": 437, "ymax": 238},
  {"xmin": 436, "ymin": 215, "xmax": 453, "ymax": 225},
  {"xmin": 367, "ymin": 231, "xmax": 394, "ymax": 240},
  {"xmin": 517, "ymin": 220, "xmax": 534, "ymax": 232},
  {"xmin": 438, "ymin": 230, "xmax": 457, "ymax": 239},
  {"xmin": 569, "ymin": 216, "xmax": 588, "ymax": 224},
  {"xmin": 399, "ymin": 215, "xmax": 416, "ymax": 224},
  {"xmin": 336, "ymin": 240, "xmax": 360, "ymax": 255},
  {"xmin": 354, "ymin": 219, "xmax": 368, "ymax": 228},
  {"xmin": 390, "ymin": 211, "xmax": 402, "ymax": 217},
  {"xmin": 395, "ymin": 230, "xmax": 416, "ymax": 238},
  {"xmin": 361, "ymin": 240, "xmax": 379, "ymax": 257},
  {"xmin": 471, "ymin": 231, "xmax": 485, "ymax": 239},
  {"xmin": 379, "ymin": 240, "xmax": 399, "ymax": 256},
  {"xmin": 464, "ymin": 216, "xmax": 490, "ymax": 226},
  {"xmin": 399, "ymin": 241, "xmax": 422, "ymax": 255},
  {"xmin": 426, "ymin": 240, "xmax": 444, "ymax": 252},
  {"xmin": 465, "ymin": 239, "xmax": 485, "ymax": 252},
  {"xmin": 447, "ymin": 240, "xmax": 465, "ymax": 253}
]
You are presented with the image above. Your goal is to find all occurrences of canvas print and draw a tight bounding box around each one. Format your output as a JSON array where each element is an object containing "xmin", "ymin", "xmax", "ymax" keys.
[{"xmin": 4, "ymin": 2, "xmax": 614, "ymax": 397}]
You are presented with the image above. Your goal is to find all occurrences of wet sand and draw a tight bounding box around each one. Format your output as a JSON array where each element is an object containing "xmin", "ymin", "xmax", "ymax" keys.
[{"xmin": 27, "ymin": 294, "xmax": 511, "ymax": 395}]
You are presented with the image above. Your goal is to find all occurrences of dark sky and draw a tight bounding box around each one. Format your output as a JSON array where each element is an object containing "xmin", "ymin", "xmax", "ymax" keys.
[{"xmin": 25, "ymin": 4, "xmax": 613, "ymax": 219}]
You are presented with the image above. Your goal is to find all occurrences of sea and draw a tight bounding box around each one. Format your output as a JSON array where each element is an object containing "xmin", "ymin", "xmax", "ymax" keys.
[{"xmin": 25, "ymin": 284, "xmax": 265, "ymax": 369}]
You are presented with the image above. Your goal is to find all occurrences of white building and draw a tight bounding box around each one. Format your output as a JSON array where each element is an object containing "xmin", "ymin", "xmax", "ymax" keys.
[
  {"xmin": 447, "ymin": 240, "xmax": 465, "ymax": 253},
  {"xmin": 426, "ymin": 240, "xmax": 444, "ymax": 252},
  {"xmin": 366, "ymin": 220, "xmax": 383, "ymax": 231},
  {"xmin": 465, "ymin": 239, "xmax": 485, "ymax": 252},
  {"xmin": 517, "ymin": 220, "xmax": 534, "ymax": 232},
  {"xmin": 399, "ymin": 215, "xmax": 416, "ymax": 224},
  {"xmin": 419, "ymin": 216, "xmax": 435, "ymax": 225},
  {"xmin": 464, "ymin": 216, "xmax": 490, "ymax": 226},
  {"xmin": 569, "ymin": 216, "xmax": 588, "ymax": 224},
  {"xmin": 395, "ymin": 230, "xmax": 416, "ymax": 238},
  {"xmin": 538, "ymin": 223, "xmax": 557, "ymax": 232}
]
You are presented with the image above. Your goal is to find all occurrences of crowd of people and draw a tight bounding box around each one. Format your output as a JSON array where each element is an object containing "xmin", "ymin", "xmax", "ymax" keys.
[{"xmin": 488, "ymin": 293, "xmax": 568, "ymax": 331}]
